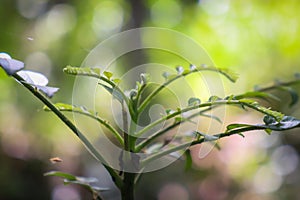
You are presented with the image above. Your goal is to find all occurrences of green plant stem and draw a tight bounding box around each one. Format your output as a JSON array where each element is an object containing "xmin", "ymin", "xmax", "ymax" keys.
[
  {"xmin": 121, "ymin": 172, "xmax": 136, "ymax": 200},
  {"xmin": 64, "ymin": 67, "xmax": 130, "ymax": 107},
  {"xmin": 46, "ymin": 107, "xmax": 124, "ymax": 146},
  {"xmin": 135, "ymin": 100, "xmax": 238, "ymax": 137},
  {"xmin": 141, "ymin": 125, "xmax": 266, "ymax": 166},
  {"xmin": 138, "ymin": 67, "xmax": 236, "ymax": 114},
  {"xmin": 12, "ymin": 74, "xmax": 123, "ymax": 189},
  {"xmin": 135, "ymin": 107, "xmax": 217, "ymax": 152},
  {"xmin": 136, "ymin": 99, "xmax": 283, "ymax": 138}
]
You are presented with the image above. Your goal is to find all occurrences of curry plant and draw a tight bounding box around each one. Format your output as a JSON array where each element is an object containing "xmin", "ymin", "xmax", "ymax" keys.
[{"xmin": 1, "ymin": 53, "xmax": 300, "ymax": 200}]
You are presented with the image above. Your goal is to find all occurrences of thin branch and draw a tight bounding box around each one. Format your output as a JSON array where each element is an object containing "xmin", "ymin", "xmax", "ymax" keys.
[
  {"xmin": 12, "ymin": 73, "xmax": 123, "ymax": 189},
  {"xmin": 45, "ymin": 106, "xmax": 124, "ymax": 146},
  {"xmin": 138, "ymin": 67, "xmax": 236, "ymax": 113},
  {"xmin": 135, "ymin": 107, "xmax": 215, "ymax": 152},
  {"xmin": 135, "ymin": 100, "xmax": 243, "ymax": 137},
  {"xmin": 141, "ymin": 125, "xmax": 266, "ymax": 166}
]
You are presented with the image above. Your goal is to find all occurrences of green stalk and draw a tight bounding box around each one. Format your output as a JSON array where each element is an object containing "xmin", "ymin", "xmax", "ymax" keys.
[
  {"xmin": 141, "ymin": 125, "xmax": 266, "ymax": 166},
  {"xmin": 135, "ymin": 100, "xmax": 242, "ymax": 137},
  {"xmin": 12, "ymin": 74, "xmax": 123, "ymax": 189},
  {"xmin": 138, "ymin": 67, "xmax": 236, "ymax": 114},
  {"xmin": 135, "ymin": 107, "xmax": 216, "ymax": 152},
  {"xmin": 46, "ymin": 108, "xmax": 124, "ymax": 146}
]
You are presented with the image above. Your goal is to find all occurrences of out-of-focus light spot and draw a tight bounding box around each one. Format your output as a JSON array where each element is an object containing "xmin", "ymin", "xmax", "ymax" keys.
[
  {"xmin": 52, "ymin": 186, "xmax": 80, "ymax": 200},
  {"xmin": 199, "ymin": 0, "xmax": 230, "ymax": 16},
  {"xmin": 25, "ymin": 52, "xmax": 52, "ymax": 76},
  {"xmin": 17, "ymin": 0, "xmax": 48, "ymax": 19},
  {"xmin": 258, "ymin": 132, "xmax": 281, "ymax": 149},
  {"xmin": 92, "ymin": 1, "xmax": 124, "ymax": 37},
  {"xmin": 198, "ymin": 177, "xmax": 228, "ymax": 199},
  {"xmin": 0, "ymin": 105, "xmax": 30, "ymax": 159},
  {"xmin": 150, "ymin": 0, "xmax": 182, "ymax": 27},
  {"xmin": 253, "ymin": 165, "xmax": 283, "ymax": 194},
  {"xmin": 27, "ymin": 37, "xmax": 34, "ymax": 41},
  {"xmin": 158, "ymin": 183, "xmax": 189, "ymax": 200},
  {"xmin": 271, "ymin": 145, "xmax": 299, "ymax": 176},
  {"xmin": 35, "ymin": 4, "xmax": 76, "ymax": 44}
]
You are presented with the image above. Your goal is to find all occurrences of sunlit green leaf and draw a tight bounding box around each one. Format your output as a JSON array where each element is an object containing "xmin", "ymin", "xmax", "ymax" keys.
[
  {"xmin": 103, "ymin": 71, "xmax": 113, "ymax": 80},
  {"xmin": 63, "ymin": 66, "xmax": 101, "ymax": 77},
  {"xmin": 113, "ymin": 78, "xmax": 121, "ymax": 84},
  {"xmin": 44, "ymin": 171, "xmax": 77, "ymax": 181}
]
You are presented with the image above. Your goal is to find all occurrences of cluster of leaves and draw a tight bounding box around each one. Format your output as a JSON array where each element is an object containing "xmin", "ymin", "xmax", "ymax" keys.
[{"xmin": 1, "ymin": 53, "xmax": 300, "ymax": 199}]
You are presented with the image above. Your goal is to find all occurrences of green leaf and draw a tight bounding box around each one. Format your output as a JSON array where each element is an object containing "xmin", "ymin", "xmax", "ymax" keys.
[
  {"xmin": 239, "ymin": 99, "xmax": 284, "ymax": 121},
  {"xmin": 226, "ymin": 123, "xmax": 253, "ymax": 131},
  {"xmin": 264, "ymin": 129, "xmax": 272, "ymax": 135},
  {"xmin": 188, "ymin": 97, "xmax": 201, "ymax": 106},
  {"xmin": 63, "ymin": 66, "xmax": 101, "ymax": 77},
  {"xmin": 165, "ymin": 109, "xmax": 174, "ymax": 115},
  {"xmin": 103, "ymin": 71, "xmax": 113, "ymax": 80},
  {"xmin": 113, "ymin": 78, "xmax": 121, "ymax": 84},
  {"xmin": 44, "ymin": 171, "xmax": 77, "ymax": 181},
  {"xmin": 208, "ymin": 95, "xmax": 222, "ymax": 102},
  {"xmin": 45, "ymin": 171, "xmax": 109, "ymax": 198}
]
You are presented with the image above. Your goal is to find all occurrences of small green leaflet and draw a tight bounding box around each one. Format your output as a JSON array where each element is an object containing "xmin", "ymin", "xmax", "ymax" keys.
[
  {"xmin": 103, "ymin": 71, "xmax": 113, "ymax": 80},
  {"xmin": 188, "ymin": 97, "xmax": 201, "ymax": 106},
  {"xmin": 45, "ymin": 171, "xmax": 109, "ymax": 197},
  {"xmin": 208, "ymin": 95, "xmax": 222, "ymax": 102},
  {"xmin": 64, "ymin": 66, "xmax": 101, "ymax": 77},
  {"xmin": 239, "ymin": 99, "xmax": 284, "ymax": 121}
]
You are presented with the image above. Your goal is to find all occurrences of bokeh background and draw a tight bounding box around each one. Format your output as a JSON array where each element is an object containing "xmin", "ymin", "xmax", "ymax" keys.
[{"xmin": 1, "ymin": 0, "xmax": 300, "ymax": 199}]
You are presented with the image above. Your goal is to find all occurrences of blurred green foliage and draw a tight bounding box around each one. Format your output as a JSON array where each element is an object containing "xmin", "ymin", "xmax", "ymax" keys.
[{"xmin": 1, "ymin": 0, "xmax": 300, "ymax": 199}]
